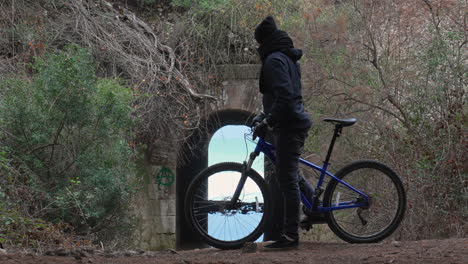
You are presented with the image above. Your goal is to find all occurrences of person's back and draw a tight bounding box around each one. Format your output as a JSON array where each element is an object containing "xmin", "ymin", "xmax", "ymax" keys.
[
  {"xmin": 252, "ymin": 16, "xmax": 314, "ymax": 250},
  {"xmin": 261, "ymin": 50, "xmax": 311, "ymax": 131}
]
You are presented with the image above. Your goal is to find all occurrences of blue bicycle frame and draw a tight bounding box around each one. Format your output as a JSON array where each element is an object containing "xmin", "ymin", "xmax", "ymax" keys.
[{"xmin": 252, "ymin": 136, "xmax": 370, "ymax": 213}]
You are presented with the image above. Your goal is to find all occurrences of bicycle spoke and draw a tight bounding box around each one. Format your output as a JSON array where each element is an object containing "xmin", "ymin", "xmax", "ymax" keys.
[
  {"xmin": 234, "ymin": 215, "xmax": 250, "ymax": 234},
  {"xmin": 193, "ymin": 202, "xmax": 218, "ymax": 211}
]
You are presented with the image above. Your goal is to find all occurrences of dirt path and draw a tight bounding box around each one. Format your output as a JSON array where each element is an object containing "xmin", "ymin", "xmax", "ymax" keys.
[{"xmin": 0, "ymin": 238, "xmax": 466, "ymax": 264}]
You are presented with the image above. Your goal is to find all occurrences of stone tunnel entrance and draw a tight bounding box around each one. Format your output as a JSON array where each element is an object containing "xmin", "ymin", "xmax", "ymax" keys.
[
  {"xmin": 176, "ymin": 109, "xmax": 257, "ymax": 249},
  {"xmin": 131, "ymin": 65, "xmax": 287, "ymax": 250},
  {"xmin": 176, "ymin": 108, "xmax": 284, "ymax": 249},
  {"xmin": 174, "ymin": 64, "xmax": 287, "ymax": 249}
]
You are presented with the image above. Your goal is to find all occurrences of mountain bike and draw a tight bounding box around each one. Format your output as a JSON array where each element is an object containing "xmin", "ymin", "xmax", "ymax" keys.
[{"xmin": 184, "ymin": 118, "xmax": 406, "ymax": 249}]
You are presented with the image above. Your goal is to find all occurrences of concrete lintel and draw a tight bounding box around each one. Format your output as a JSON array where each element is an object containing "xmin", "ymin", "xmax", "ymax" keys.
[{"xmin": 217, "ymin": 64, "xmax": 261, "ymax": 80}]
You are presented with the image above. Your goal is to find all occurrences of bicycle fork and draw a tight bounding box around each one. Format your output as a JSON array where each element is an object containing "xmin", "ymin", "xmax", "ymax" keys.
[{"xmin": 228, "ymin": 151, "xmax": 259, "ymax": 207}]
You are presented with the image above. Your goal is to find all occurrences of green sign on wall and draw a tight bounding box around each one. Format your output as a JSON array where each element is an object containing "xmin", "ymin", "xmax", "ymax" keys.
[{"xmin": 156, "ymin": 166, "xmax": 175, "ymax": 187}]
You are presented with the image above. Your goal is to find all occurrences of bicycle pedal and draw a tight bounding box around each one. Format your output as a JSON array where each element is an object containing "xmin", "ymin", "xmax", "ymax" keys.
[
  {"xmin": 300, "ymin": 222, "xmax": 313, "ymax": 231},
  {"xmin": 300, "ymin": 219, "xmax": 314, "ymax": 231},
  {"xmin": 309, "ymin": 215, "xmax": 327, "ymax": 224},
  {"xmin": 302, "ymin": 212, "xmax": 327, "ymax": 224}
]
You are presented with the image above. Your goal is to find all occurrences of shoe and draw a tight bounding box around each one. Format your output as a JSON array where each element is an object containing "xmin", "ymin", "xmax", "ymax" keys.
[{"xmin": 264, "ymin": 235, "xmax": 298, "ymax": 250}]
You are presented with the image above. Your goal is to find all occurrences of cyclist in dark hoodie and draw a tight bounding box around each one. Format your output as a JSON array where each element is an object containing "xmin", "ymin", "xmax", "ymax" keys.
[{"xmin": 251, "ymin": 16, "xmax": 315, "ymax": 249}]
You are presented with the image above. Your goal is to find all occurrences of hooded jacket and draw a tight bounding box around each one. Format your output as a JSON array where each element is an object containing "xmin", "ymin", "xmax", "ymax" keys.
[{"xmin": 260, "ymin": 48, "xmax": 312, "ymax": 131}]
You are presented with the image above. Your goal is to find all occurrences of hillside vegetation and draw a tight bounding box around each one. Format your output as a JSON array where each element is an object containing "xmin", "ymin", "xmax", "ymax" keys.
[{"xmin": 0, "ymin": 0, "xmax": 466, "ymax": 249}]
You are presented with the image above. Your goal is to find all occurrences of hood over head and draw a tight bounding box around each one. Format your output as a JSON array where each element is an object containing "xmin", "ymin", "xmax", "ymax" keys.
[{"xmin": 254, "ymin": 16, "xmax": 278, "ymax": 44}]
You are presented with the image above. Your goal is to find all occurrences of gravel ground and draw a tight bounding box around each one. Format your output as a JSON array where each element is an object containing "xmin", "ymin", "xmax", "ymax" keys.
[{"xmin": 0, "ymin": 238, "xmax": 466, "ymax": 264}]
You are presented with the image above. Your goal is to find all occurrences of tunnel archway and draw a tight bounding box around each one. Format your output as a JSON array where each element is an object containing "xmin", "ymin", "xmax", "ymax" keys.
[
  {"xmin": 176, "ymin": 109, "xmax": 283, "ymax": 249},
  {"xmin": 176, "ymin": 109, "xmax": 256, "ymax": 249}
]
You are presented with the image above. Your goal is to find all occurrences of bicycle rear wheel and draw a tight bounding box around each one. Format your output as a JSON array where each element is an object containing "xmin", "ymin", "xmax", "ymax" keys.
[
  {"xmin": 185, "ymin": 162, "xmax": 271, "ymax": 249},
  {"xmin": 323, "ymin": 160, "xmax": 406, "ymax": 243}
]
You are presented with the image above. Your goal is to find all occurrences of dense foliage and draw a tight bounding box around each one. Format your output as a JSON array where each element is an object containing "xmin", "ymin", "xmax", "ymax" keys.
[
  {"xmin": 0, "ymin": 45, "xmax": 136, "ymax": 246},
  {"xmin": 0, "ymin": 0, "xmax": 465, "ymax": 248},
  {"xmin": 297, "ymin": 0, "xmax": 466, "ymax": 239}
]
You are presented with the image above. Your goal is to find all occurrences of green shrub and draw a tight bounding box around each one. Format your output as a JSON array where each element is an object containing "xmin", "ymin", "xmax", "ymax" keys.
[{"xmin": 0, "ymin": 45, "xmax": 136, "ymax": 236}]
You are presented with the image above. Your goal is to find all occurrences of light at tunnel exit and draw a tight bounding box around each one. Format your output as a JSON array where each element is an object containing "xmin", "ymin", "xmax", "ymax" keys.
[
  {"xmin": 209, "ymin": 125, "xmax": 264, "ymax": 173},
  {"xmin": 207, "ymin": 125, "xmax": 265, "ymax": 242}
]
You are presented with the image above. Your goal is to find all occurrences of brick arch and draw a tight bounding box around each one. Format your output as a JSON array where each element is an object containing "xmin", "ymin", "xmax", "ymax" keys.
[{"xmin": 175, "ymin": 109, "xmax": 257, "ymax": 249}]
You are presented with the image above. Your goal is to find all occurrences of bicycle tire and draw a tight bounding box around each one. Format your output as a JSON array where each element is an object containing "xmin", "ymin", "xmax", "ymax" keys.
[
  {"xmin": 323, "ymin": 160, "xmax": 406, "ymax": 243},
  {"xmin": 184, "ymin": 162, "xmax": 271, "ymax": 250}
]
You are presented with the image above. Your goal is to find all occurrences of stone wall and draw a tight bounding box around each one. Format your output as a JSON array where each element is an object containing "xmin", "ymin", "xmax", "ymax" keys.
[{"xmin": 132, "ymin": 154, "xmax": 177, "ymax": 250}]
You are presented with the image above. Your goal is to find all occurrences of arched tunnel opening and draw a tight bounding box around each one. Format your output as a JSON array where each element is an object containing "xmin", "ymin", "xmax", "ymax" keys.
[{"xmin": 176, "ymin": 109, "xmax": 282, "ymax": 249}]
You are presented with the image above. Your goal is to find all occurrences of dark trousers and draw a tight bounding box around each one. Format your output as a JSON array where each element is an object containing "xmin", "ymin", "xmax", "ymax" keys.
[{"xmin": 274, "ymin": 129, "xmax": 314, "ymax": 240}]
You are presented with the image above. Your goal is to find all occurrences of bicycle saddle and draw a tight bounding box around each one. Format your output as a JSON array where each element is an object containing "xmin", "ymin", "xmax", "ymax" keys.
[{"xmin": 323, "ymin": 118, "xmax": 357, "ymax": 127}]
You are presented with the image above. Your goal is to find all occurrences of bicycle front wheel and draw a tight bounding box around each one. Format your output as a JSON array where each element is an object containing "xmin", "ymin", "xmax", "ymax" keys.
[
  {"xmin": 323, "ymin": 160, "xmax": 406, "ymax": 243},
  {"xmin": 184, "ymin": 162, "xmax": 271, "ymax": 249}
]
